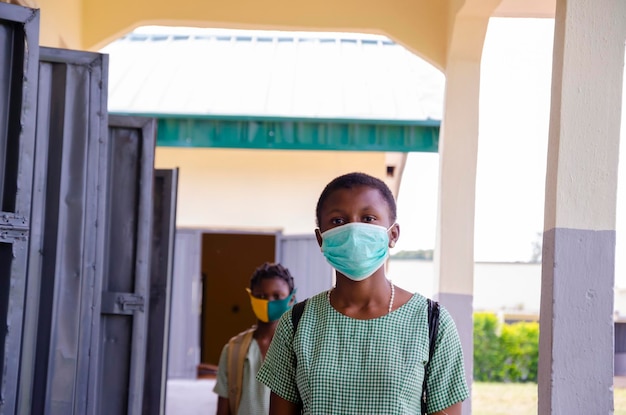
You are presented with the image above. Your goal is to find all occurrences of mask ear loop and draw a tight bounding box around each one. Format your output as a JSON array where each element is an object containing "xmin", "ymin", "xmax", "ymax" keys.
[{"xmin": 387, "ymin": 223, "xmax": 398, "ymax": 248}]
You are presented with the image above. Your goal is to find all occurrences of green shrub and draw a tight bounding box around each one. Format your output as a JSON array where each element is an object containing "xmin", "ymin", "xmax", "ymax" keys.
[
  {"xmin": 473, "ymin": 312, "xmax": 539, "ymax": 383},
  {"xmin": 473, "ymin": 312, "xmax": 503, "ymax": 381}
]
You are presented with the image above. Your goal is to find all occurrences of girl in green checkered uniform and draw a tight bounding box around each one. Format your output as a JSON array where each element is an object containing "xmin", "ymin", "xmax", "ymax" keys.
[{"xmin": 257, "ymin": 172, "xmax": 469, "ymax": 414}]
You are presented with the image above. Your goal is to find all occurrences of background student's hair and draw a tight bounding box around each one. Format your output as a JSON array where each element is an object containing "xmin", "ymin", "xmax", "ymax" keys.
[{"xmin": 249, "ymin": 262, "xmax": 295, "ymax": 291}]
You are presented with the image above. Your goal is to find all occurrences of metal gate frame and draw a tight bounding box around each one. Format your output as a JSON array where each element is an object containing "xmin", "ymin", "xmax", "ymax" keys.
[
  {"xmin": 95, "ymin": 115, "xmax": 156, "ymax": 415},
  {"xmin": 0, "ymin": 4, "xmax": 40, "ymax": 414},
  {"xmin": 2, "ymin": 6, "xmax": 175, "ymax": 413},
  {"xmin": 19, "ymin": 46, "xmax": 109, "ymax": 415},
  {"xmin": 143, "ymin": 169, "xmax": 179, "ymax": 415}
]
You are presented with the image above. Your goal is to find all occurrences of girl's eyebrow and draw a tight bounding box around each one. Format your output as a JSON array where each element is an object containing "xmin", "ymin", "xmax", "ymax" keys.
[
  {"xmin": 324, "ymin": 206, "xmax": 383, "ymax": 216},
  {"xmin": 325, "ymin": 208, "xmax": 345, "ymax": 216}
]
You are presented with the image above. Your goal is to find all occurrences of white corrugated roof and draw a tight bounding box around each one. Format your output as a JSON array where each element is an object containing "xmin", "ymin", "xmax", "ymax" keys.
[{"xmin": 101, "ymin": 26, "xmax": 445, "ymax": 121}]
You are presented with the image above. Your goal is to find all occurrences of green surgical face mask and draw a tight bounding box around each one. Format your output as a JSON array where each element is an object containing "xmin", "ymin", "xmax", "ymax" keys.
[
  {"xmin": 320, "ymin": 222, "xmax": 393, "ymax": 281},
  {"xmin": 246, "ymin": 288, "xmax": 297, "ymax": 322}
]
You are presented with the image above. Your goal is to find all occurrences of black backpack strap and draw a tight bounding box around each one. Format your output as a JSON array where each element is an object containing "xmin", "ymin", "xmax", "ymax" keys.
[
  {"xmin": 291, "ymin": 298, "xmax": 308, "ymax": 333},
  {"xmin": 421, "ymin": 299, "xmax": 440, "ymax": 415}
]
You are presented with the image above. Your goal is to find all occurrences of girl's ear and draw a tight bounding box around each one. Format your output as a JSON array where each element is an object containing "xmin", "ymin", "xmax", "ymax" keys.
[
  {"xmin": 315, "ymin": 228, "xmax": 323, "ymax": 248},
  {"xmin": 389, "ymin": 223, "xmax": 400, "ymax": 248}
]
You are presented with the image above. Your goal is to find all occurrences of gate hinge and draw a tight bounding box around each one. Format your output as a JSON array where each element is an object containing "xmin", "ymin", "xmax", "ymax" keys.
[
  {"xmin": 0, "ymin": 212, "xmax": 28, "ymax": 230},
  {"xmin": 0, "ymin": 229, "xmax": 28, "ymax": 242},
  {"xmin": 0, "ymin": 213, "xmax": 29, "ymax": 242},
  {"xmin": 101, "ymin": 292, "xmax": 145, "ymax": 315}
]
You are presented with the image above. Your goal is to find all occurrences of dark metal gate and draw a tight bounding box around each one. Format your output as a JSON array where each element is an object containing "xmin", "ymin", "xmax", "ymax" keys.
[
  {"xmin": 0, "ymin": 3, "xmax": 177, "ymax": 415},
  {"xmin": 96, "ymin": 115, "xmax": 156, "ymax": 415},
  {"xmin": 1, "ymin": 4, "xmax": 177, "ymax": 413},
  {"xmin": 144, "ymin": 169, "xmax": 179, "ymax": 415},
  {"xmin": 0, "ymin": 4, "xmax": 40, "ymax": 414},
  {"xmin": 20, "ymin": 46, "xmax": 110, "ymax": 415}
]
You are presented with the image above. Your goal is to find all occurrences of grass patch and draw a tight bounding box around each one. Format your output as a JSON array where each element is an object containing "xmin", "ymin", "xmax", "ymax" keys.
[
  {"xmin": 473, "ymin": 382, "xmax": 626, "ymax": 415},
  {"xmin": 473, "ymin": 383, "xmax": 536, "ymax": 415}
]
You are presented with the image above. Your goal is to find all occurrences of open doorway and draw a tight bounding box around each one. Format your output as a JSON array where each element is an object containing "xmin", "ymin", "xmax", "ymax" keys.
[{"xmin": 200, "ymin": 232, "xmax": 277, "ymax": 365}]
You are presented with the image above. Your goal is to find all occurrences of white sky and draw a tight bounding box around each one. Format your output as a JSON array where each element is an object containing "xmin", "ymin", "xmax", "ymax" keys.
[{"xmin": 393, "ymin": 18, "xmax": 626, "ymax": 284}]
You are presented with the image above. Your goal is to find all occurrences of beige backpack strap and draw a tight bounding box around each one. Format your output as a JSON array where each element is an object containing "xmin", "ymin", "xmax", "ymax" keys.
[{"xmin": 227, "ymin": 326, "xmax": 256, "ymax": 415}]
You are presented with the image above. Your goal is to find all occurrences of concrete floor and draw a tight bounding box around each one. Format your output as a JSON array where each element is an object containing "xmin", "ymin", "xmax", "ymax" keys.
[
  {"xmin": 164, "ymin": 376, "xmax": 626, "ymax": 414},
  {"xmin": 166, "ymin": 379, "xmax": 218, "ymax": 415}
]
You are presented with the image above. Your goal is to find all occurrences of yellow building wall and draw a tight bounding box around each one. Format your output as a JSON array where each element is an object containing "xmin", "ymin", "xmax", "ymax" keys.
[
  {"xmin": 155, "ymin": 148, "xmax": 390, "ymax": 234},
  {"xmin": 14, "ymin": 0, "xmax": 555, "ymax": 69},
  {"xmin": 36, "ymin": 0, "xmax": 82, "ymax": 48},
  {"xmin": 2, "ymin": 0, "xmax": 441, "ymax": 68}
]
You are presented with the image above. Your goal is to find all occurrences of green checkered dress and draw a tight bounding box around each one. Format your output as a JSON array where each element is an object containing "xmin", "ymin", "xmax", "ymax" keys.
[{"xmin": 256, "ymin": 291, "xmax": 469, "ymax": 414}]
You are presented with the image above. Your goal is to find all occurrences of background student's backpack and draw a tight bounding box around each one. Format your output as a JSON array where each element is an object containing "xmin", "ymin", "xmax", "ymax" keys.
[{"xmin": 226, "ymin": 326, "xmax": 256, "ymax": 415}]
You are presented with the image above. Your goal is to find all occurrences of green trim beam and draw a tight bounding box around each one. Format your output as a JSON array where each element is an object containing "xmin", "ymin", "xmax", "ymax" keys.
[{"xmin": 152, "ymin": 115, "xmax": 439, "ymax": 152}]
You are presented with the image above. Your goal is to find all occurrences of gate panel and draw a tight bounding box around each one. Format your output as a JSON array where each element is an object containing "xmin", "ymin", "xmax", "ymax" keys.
[
  {"xmin": 97, "ymin": 116, "xmax": 156, "ymax": 415},
  {"xmin": 143, "ymin": 169, "xmax": 178, "ymax": 415},
  {"xmin": 20, "ymin": 47, "xmax": 109, "ymax": 415},
  {"xmin": 0, "ymin": 4, "xmax": 39, "ymax": 414}
]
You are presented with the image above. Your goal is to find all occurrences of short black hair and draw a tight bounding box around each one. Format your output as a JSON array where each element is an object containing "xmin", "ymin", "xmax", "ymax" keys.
[
  {"xmin": 249, "ymin": 262, "xmax": 295, "ymax": 291},
  {"xmin": 315, "ymin": 172, "xmax": 397, "ymax": 226}
]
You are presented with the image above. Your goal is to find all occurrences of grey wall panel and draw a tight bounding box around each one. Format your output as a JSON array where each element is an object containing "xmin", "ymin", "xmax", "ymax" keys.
[
  {"xmin": 167, "ymin": 229, "xmax": 202, "ymax": 379},
  {"xmin": 279, "ymin": 235, "xmax": 333, "ymax": 300},
  {"xmin": 143, "ymin": 169, "xmax": 178, "ymax": 415},
  {"xmin": 96, "ymin": 115, "xmax": 156, "ymax": 415},
  {"xmin": 21, "ymin": 47, "xmax": 109, "ymax": 415},
  {"xmin": 0, "ymin": 4, "xmax": 39, "ymax": 414}
]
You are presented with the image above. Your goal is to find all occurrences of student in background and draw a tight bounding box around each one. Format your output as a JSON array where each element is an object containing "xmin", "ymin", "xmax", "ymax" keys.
[{"xmin": 214, "ymin": 262, "xmax": 297, "ymax": 415}]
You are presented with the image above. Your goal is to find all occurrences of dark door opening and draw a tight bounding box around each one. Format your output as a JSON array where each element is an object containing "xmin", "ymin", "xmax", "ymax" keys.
[{"xmin": 200, "ymin": 232, "xmax": 276, "ymax": 365}]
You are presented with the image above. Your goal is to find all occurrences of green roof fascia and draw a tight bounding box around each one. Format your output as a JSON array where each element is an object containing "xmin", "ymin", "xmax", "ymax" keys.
[{"xmin": 110, "ymin": 113, "xmax": 440, "ymax": 152}]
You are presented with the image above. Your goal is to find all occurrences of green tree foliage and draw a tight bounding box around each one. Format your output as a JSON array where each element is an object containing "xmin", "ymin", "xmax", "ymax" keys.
[{"xmin": 473, "ymin": 312, "xmax": 539, "ymax": 382}]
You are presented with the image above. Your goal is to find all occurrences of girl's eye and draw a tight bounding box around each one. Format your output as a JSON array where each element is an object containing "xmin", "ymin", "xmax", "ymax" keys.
[
  {"xmin": 363, "ymin": 216, "xmax": 376, "ymax": 223},
  {"xmin": 331, "ymin": 218, "xmax": 345, "ymax": 225}
]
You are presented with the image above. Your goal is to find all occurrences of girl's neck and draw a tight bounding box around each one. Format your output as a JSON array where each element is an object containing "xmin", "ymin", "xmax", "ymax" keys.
[
  {"xmin": 330, "ymin": 271, "xmax": 392, "ymax": 314},
  {"xmin": 254, "ymin": 321, "xmax": 278, "ymax": 359},
  {"xmin": 334, "ymin": 270, "xmax": 387, "ymax": 295},
  {"xmin": 254, "ymin": 320, "xmax": 278, "ymax": 339}
]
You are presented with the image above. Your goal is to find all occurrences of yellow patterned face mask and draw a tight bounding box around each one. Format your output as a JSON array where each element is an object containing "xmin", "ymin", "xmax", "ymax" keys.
[{"xmin": 246, "ymin": 288, "xmax": 297, "ymax": 322}]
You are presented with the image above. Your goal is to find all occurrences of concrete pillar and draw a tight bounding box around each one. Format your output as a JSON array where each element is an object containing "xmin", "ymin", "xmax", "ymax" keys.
[
  {"xmin": 539, "ymin": 0, "xmax": 626, "ymax": 413},
  {"xmin": 435, "ymin": 57, "xmax": 479, "ymax": 411},
  {"xmin": 435, "ymin": 2, "xmax": 500, "ymax": 413}
]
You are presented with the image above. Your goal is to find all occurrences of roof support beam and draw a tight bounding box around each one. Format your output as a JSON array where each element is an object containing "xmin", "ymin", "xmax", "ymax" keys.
[{"xmin": 148, "ymin": 115, "xmax": 440, "ymax": 152}]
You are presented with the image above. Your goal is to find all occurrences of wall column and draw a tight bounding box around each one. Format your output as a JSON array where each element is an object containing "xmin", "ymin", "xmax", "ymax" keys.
[
  {"xmin": 435, "ymin": 54, "xmax": 481, "ymax": 408},
  {"xmin": 435, "ymin": 2, "xmax": 500, "ymax": 414},
  {"xmin": 539, "ymin": 0, "xmax": 626, "ymax": 413}
]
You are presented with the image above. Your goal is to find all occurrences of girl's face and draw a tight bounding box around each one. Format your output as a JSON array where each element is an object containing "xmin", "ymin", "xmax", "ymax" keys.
[
  {"xmin": 316, "ymin": 185, "xmax": 399, "ymax": 242},
  {"xmin": 250, "ymin": 277, "xmax": 291, "ymax": 302}
]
